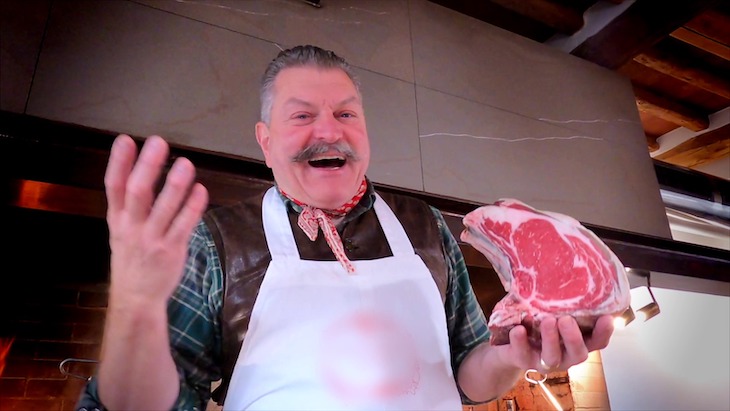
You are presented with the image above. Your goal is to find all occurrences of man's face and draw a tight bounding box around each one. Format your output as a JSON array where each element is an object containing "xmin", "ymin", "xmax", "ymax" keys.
[{"xmin": 256, "ymin": 66, "xmax": 370, "ymax": 209}]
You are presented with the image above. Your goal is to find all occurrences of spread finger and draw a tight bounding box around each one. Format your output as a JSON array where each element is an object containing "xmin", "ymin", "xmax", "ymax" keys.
[
  {"xmin": 558, "ymin": 316, "xmax": 588, "ymax": 366},
  {"xmin": 125, "ymin": 136, "xmax": 169, "ymax": 222},
  {"xmin": 585, "ymin": 315, "xmax": 614, "ymax": 352},
  {"xmin": 147, "ymin": 157, "xmax": 197, "ymax": 237},
  {"xmin": 166, "ymin": 183, "xmax": 209, "ymax": 245},
  {"xmin": 539, "ymin": 316, "xmax": 561, "ymax": 372},
  {"xmin": 104, "ymin": 135, "xmax": 137, "ymax": 218}
]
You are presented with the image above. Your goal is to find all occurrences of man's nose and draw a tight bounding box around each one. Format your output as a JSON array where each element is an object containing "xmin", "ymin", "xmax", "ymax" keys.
[{"xmin": 313, "ymin": 112, "xmax": 343, "ymax": 142}]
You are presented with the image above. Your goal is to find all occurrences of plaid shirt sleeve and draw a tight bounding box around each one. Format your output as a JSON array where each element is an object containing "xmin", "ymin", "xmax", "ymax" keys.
[
  {"xmin": 169, "ymin": 221, "xmax": 224, "ymax": 410},
  {"xmin": 430, "ymin": 206, "xmax": 491, "ymax": 404},
  {"xmin": 76, "ymin": 221, "xmax": 223, "ymax": 411}
]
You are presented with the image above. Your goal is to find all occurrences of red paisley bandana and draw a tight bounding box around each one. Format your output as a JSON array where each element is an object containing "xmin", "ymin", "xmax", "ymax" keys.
[{"xmin": 281, "ymin": 179, "xmax": 368, "ymax": 274}]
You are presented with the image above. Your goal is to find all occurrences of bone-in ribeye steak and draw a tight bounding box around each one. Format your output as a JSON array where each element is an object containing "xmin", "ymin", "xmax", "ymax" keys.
[{"xmin": 460, "ymin": 199, "xmax": 630, "ymax": 346}]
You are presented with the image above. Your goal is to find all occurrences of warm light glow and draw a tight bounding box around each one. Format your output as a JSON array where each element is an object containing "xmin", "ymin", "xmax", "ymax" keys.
[
  {"xmin": 614, "ymin": 316, "xmax": 629, "ymax": 329},
  {"xmin": 10, "ymin": 179, "xmax": 106, "ymax": 218},
  {"xmin": 614, "ymin": 306, "xmax": 636, "ymax": 330},
  {"xmin": 0, "ymin": 337, "xmax": 14, "ymax": 377}
]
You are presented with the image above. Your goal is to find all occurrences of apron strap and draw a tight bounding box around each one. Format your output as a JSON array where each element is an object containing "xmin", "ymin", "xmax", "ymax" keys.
[
  {"xmin": 262, "ymin": 187, "xmax": 300, "ymax": 259},
  {"xmin": 372, "ymin": 193, "xmax": 416, "ymax": 257}
]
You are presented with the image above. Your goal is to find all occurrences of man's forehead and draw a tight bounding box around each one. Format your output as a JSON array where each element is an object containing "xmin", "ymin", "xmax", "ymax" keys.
[
  {"xmin": 281, "ymin": 95, "xmax": 361, "ymax": 108},
  {"xmin": 274, "ymin": 66, "xmax": 356, "ymax": 91},
  {"xmin": 277, "ymin": 64, "xmax": 349, "ymax": 78}
]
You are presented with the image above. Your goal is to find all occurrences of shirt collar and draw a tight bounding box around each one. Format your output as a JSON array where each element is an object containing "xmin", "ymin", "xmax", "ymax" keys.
[{"xmin": 276, "ymin": 177, "xmax": 376, "ymax": 224}]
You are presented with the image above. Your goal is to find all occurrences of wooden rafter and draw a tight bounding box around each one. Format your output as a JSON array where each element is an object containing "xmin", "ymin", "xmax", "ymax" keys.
[
  {"xmin": 684, "ymin": 6, "xmax": 730, "ymax": 46},
  {"xmin": 646, "ymin": 135, "xmax": 660, "ymax": 153},
  {"xmin": 633, "ymin": 87, "xmax": 710, "ymax": 132},
  {"xmin": 655, "ymin": 124, "xmax": 730, "ymax": 168},
  {"xmin": 571, "ymin": 0, "xmax": 721, "ymax": 69},
  {"xmin": 633, "ymin": 48, "xmax": 730, "ymax": 99},
  {"xmin": 670, "ymin": 27, "xmax": 730, "ymax": 61},
  {"xmin": 634, "ymin": 49, "xmax": 730, "ymax": 98},
  {"xmin": 488, "ymin": 0, "xmax": 584, "ymax": 34}
]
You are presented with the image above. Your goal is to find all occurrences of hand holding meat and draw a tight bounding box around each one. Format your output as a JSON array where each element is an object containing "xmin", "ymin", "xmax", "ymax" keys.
[
  {"xmin": 492, "ymin": 312, "xmax": 614, "ymax": 374},
  {"xmin": 461, "ymin": 199, "xmax": 628, "ymax": 372},
  {"xmin": 104, "ymin": 135, "xmax": 209, "ymax": 305}
]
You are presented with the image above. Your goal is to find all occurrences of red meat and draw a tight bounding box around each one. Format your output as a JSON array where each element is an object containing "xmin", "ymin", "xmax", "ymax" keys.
[{"xmin": 461, "ymin": 199, "xmax": 631, "ymax": 346}]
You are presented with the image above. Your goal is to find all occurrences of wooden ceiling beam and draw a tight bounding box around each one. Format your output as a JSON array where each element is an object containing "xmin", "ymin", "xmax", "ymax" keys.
[
  {"xmin": 633, "ymin": 48, "xmax": 730, "ymax": 99},
  {"xmin": 571, "ymin": 0, "xmax": 721, "ymax": 69},
  {"xmin": 634, "ymin": 87, "xmax": 710, "ymax": 132},
  {"xmin": 654, "ymin": 124, "xmax": 730, "ymax": 168},
  {"xmin": 646, "ymin": 135, "xmax": 660, "ymax": 153},
  {"xmin": 488, "ymin": 0, "xmax": 585, "ymax": 35},
  {"xmin": 670, "ymin": 27, "xmax": 730, "ymax": 61},
  {"xmin": 684, "ymin": 6, "xmax": 730, "ymax": 46}
]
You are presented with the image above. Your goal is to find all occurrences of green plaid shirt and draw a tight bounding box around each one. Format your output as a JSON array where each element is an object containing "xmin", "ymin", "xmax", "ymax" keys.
[{"xmin": 85, "ymin": 185, "xmax": 490, "ymax": 410}]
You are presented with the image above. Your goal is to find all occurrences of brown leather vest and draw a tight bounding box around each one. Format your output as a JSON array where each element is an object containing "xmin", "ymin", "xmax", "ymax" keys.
[{"xmin": 203, "ymin": 186, "xmax": 448, "ymax": 404}]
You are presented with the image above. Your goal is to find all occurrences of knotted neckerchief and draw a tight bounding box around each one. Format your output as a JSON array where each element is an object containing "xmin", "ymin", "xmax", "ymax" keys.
[{"xmin": 281, "ymin": 179, "xmax": 368, "ymax": 274}]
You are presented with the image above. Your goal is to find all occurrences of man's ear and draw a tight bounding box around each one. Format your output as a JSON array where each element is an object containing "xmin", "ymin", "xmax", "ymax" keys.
[{"xmin": 255, "ymin": 121, "xmax": 272, "ymax": 168}]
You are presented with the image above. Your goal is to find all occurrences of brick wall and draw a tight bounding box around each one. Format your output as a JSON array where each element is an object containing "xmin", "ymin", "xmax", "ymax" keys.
[
  {"xmin": 0, "ymin": 284, "xmax": 107, "ymax": 411},
  {"xmin": 462, "ymin": 371, "xmax": 575, "ymax": 411},
  {"xmin": 463, "ymin": 351, "xmax": 613, "ymax": 411},
  {"xmin": 1, "ymin": 207, "xmax": 109, "ymax": 411},
  {"xmin": 464, "ymin": 350, "xmax": 612, "ymax": 411},
  {"xmin": 569, "ymin": 350, "xmax": 611, "ymax": 411}
]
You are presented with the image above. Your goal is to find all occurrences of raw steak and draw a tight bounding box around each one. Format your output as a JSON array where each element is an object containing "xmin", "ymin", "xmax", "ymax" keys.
[{"xmin": 460, "ymin": 199, "xmax": 630, "ymax": 346}]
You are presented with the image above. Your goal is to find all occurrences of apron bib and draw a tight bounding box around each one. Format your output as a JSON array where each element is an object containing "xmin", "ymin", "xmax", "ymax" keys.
[{"xmin": 224, "ymin": 188, "xmax": 462, "ymax": 410}]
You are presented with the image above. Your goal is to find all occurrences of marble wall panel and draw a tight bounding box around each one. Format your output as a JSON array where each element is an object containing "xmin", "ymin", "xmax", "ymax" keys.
[
  {"xmin": 355, "ymin": 69, "xmax": 422, "ymax": 191},
  {"xmin": 1, "ymin": 0, "xmax": 51, "ymax": 113},
  {"xmin": 134, "ymin": 0, "xmax": 414, "ymax": 82},
  {"xmin": 409, "ymin": 0, "xmax": 643, "ymax": 139},
  {"xmin": 15, "ymin": 0, "xmax": 671, "ymax": 237},
  {"xmin": 26, "ymin": 0, "xmax": 277, "ymax": 161},
  {"xmin": 417, "ymin": 86, "xmax": 671, "ymax": 237}
]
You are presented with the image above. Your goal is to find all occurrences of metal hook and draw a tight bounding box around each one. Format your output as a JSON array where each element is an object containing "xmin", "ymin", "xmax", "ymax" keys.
[
  {"xmin": 59, "ymin": 358, "xmax": 98, "ymax": 381},
  {"xmin": 524, "ymin": 368, "xmax": 547, "ymax": 384},
  {"xmin": 524, "ymin": 369, "xmax": 563, "ymax": 411}
]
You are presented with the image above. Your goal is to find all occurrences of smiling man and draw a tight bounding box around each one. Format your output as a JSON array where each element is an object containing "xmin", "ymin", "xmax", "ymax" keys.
[
  {"xmin": 82, "ymin": 45, "xmax": 614, "ymax": 411},
  {"xmin": 256, "ymin": 60, "xmax": 370, "ymax": 210}
]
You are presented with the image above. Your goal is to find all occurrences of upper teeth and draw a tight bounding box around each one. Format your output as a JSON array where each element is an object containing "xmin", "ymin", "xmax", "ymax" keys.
[{"xmin": 311, "ymin": 155, "xmax": 345, "ymax": 161}]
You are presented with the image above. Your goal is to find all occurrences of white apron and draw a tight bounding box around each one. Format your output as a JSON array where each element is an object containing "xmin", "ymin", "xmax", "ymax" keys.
[{"xmin": 223, "ymin": 188, "xmax": 462, "ymax": 411}]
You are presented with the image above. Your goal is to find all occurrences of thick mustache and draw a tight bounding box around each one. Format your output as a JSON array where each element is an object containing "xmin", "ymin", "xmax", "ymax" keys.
[{"xmin": 291, "ymin": 142, "xmax": 360, "ymax": 162}]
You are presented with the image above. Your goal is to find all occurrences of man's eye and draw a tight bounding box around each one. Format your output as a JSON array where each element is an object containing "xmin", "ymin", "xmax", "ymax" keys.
[
  {"xmin": 339, "ymin": 112, "xmax": 355, "ymax": 118},
  {"xmin": 294, "ymin": 113, "xmax": 311, "ymax": 120}
]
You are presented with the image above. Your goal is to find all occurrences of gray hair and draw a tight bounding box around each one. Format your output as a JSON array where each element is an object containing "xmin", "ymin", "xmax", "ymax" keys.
[{"xmin": 260, "ymin": 45, "xmax": 361, "ymax": 124}]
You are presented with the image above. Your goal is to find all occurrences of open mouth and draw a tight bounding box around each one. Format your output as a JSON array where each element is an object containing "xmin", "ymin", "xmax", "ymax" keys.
[{"xmin": 308, "ymin": 156, "xmax": 346, "ymax": 168}]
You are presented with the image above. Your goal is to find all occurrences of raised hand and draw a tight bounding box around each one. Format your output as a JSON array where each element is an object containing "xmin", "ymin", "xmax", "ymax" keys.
[
  {"xmin": 104, "ymin": 134, "xmax": 209, "ymax": 306},
  {"xmin": 97, "ymin": 134, "xmax": 206, "ymax": 410}
]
